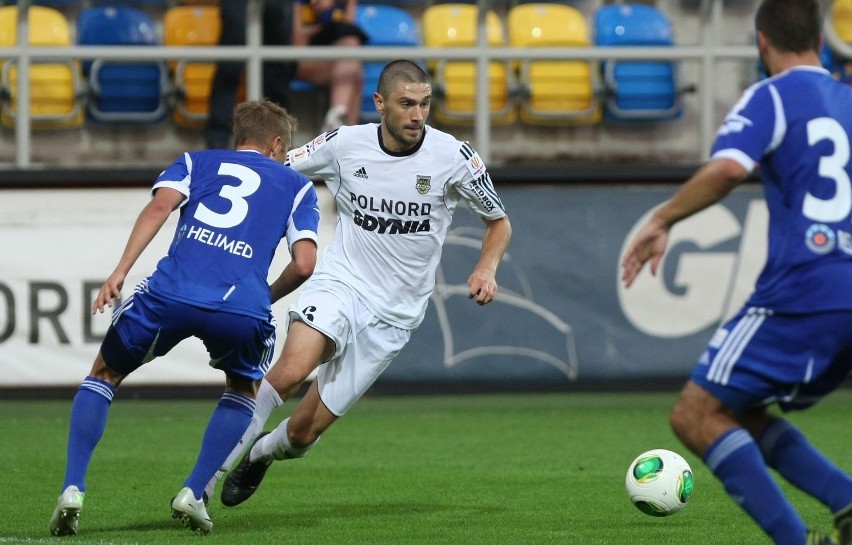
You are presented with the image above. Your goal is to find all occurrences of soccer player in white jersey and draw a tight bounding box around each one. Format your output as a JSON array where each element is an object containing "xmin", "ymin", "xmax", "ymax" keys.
[
  {"xmin": 48, "ymin": 100, "xmax": 320, "ymax": 536},
  {"xmin": 209, "ymin": 59, "xmax": 512, "ymax": 507},
  {"xmin": 622, "ymin": 1, "xmax": 852, "ymax": 544}
]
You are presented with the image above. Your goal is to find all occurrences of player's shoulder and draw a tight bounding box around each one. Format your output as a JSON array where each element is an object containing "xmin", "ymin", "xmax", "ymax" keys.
[{"xmin": 422, "ymin": 125, "xmax": 475, "ymax": 158}]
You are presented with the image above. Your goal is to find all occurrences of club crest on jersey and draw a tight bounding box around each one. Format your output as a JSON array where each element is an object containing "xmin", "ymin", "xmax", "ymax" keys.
[
  {"xmin": 416, "ymin": 175, "xmax": 431, "ymax": 195},
  {"xmin": 805, "ymin": 223, "xmax": 836, "ymax": 254}
]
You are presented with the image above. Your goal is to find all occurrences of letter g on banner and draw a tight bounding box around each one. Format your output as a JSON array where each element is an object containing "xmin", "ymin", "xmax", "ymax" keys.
[{"xmin": 617, "ymin": 204, "xmax": 743, "ymax": 338}]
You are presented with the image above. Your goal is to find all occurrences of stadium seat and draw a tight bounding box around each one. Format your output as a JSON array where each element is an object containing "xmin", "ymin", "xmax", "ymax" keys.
[
  {"xmin": 356, "ymin": 3, "xmax": 420, "ymax": 122},
  {"xmin": 0, "ymin": 5, "xmax": 83, "ymax": 129},
  {"xmin": 163, "ymin": 4, "xmax": 221, "ymax": 128},
  {"xmin": 830, "ymin": 0, "xmax": 852, "ymax": 84},
  {"xmin": 76, "ymin": 6, "xmax": 170, "ymax": 123},
  {"xmin": 594, "ymin": 4, "xmax": 685, "ymax": 122},
  {"xmin": 508, "ymin": 3, "xmax": 600, "ymax": 126},
  {"xmin": 421, "ymin": 3, "xmax": 515, "ymax": 125}
]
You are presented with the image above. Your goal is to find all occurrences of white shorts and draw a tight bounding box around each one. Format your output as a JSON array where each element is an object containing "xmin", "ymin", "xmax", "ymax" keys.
[{"xmin": 288, "ymin": 279, "xmax": 411, "ymax": 417}]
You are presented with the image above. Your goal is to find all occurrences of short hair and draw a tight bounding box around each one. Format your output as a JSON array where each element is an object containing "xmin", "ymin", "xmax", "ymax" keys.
[
  {"xmin": 232, "ymin": 99, "xmax": 297, "ymax": 150},
  {"xmin": 755, "ymin": 0, "xmax": 821, "ymax": 54},
  {"xmin": 377, "ymin": 59, "xmax": 430, "ymax": 98}
]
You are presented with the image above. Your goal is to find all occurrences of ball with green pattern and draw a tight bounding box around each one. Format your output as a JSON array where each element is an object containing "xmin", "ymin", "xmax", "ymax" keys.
[{"xmin": 625, "ymin": 449, "xmax": 694, "ymax": 517}]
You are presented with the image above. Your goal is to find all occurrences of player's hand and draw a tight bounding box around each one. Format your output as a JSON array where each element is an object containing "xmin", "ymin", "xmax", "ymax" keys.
[
  {"xmin": 621, "ymin": 217, "xmax": 670, "ymax": 289},
  {"xmin": 92, "ymin": 271, "xmax": 126, "ymax": 315},
  {"xmin": 467, "ymin": 269, "xmax": 498, "ymax": 305}
]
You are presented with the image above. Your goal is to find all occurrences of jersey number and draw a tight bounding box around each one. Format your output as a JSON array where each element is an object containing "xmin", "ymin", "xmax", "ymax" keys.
[
  {"xmin": 194, "ymin": 162, "xmax": 261, "ymax": 228},
  {"xmin": 803, "ymin": 117, "xmax": 852, "ymax": 223}
]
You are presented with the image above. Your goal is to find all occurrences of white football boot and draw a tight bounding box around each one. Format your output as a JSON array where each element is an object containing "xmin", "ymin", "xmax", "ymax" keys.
[
  {"xmin": 49, "ymin": 485, "xmax": 85, "ymax": 536},
  {"xmin": 170, "ymin": 487, "xmax": 213, "ymax": 534}
]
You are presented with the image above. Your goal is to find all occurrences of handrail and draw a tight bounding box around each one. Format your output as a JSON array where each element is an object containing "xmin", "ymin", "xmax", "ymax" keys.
[{"xmin": 10, "ymin": 0, "xmax": 837, "ymax": 169}]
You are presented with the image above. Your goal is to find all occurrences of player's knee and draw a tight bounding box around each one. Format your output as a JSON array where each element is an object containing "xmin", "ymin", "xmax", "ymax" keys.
[{"xmin": 669, "ymin": 396, "xmax": 695, "ymax": 438}]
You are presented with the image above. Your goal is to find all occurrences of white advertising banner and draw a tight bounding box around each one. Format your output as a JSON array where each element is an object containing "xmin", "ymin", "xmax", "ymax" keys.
[{"xmin": 0, "ymin": 187, "xmax": 337, "ymax": 387}]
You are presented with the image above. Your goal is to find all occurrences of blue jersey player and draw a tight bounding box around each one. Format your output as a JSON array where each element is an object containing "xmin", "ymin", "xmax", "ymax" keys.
[
  {"xmin": 49, "ymin": 100, "xmax": 320, "ymax": 536},
  {"xmin": 622, "ymin": 1, "xmax": 852, "ymax": 544}
]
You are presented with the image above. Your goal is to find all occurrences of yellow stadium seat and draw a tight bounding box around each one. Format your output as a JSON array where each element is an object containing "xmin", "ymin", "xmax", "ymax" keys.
[
  {"xmin": 508, "ymin": 3, "xmax": 600, "ymax": 125},
  {"xmin": 834, "ymin": 0, "xmax": 852, "ymax": 42},
  {"xmin": 0, "ymin": 5, "xmax": 83, "ymax": 129},
  {"xmin": 422, "ymin": 4, "xmax": 515, "ymax": 126},
  {"xmin": 164, "ymin": 5, "xmax": 222, "ymax": 128}
]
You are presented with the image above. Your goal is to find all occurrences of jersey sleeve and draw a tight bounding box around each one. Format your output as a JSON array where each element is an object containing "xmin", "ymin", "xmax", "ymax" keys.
[
  {"xmin": 153, "ymin": 151, "xmax": 193, "ymax": 206},
  {"xmin": 450, "ymin": 142, "xmax": 507, "ymax": 219},
  {"xmin": 287, "ymin": 175, "xmax": 320, "ymax": 252},
  {"xmin": 286, "ymin": 131, "xmax": 342, "ymax": 192},
  {"xmin": 711, "ymin": 83, "xmax": 778, "ymax": 172}
]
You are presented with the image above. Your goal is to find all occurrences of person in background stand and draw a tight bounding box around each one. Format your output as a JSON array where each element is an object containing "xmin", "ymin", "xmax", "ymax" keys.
[
  {"xmin": 204, "ymin": 1, "xmax": 296, "ymax": 149},
  {"xmin": 293, "ymin": 0, "xmax": 368, "ymax": 132}
]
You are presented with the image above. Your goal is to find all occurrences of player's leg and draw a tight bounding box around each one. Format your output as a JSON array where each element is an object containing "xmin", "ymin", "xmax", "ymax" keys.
[
  {"xmin": 222, "ymin": 295, "xmax": 411, "ymax": 506},
  {"xmin": 675, "ymin": 309, "xmax": 808, "ymax": 545},
  {"xmin": 219, "ymin": 319, "xmax": 332, "ymax": 506},
  {"xmin": 50, "ymin": 348, "xmax": 124, "ymax": 536},
  {"xmin": 671, "ymin": 382, "xmax": 811, "ymax": 545},
  {"xmin": 171, "ymin": 374, "xmax": 258, "ymax": 534},
  {"xmin": 741, "ymin": 312, "xmax": 852, "ymax": 545}
]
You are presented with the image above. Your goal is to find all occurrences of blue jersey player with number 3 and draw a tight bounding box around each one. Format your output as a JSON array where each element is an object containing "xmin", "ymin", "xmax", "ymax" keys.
[
  {"xmin": 48, "ymin": 100, "xmax": 320, "ymax": 537},
  {"xmin": 622, "ymin": 1, "xmax": 852, "ymax": 544}
]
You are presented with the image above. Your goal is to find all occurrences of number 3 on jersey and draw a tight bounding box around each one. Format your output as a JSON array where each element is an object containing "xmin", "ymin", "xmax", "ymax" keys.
[
  {"xmin": 804, "ymin": 117, "xmax": 852, "ymax": 223},
  {"xmin": 194, "ymin": 163, "xmax": 261, "ymax": 228}
]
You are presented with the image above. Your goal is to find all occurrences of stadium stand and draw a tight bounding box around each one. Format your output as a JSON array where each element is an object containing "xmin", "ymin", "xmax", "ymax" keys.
[
  {"xmin": 830, "ymin": 0, "xmax": 852, "ymax": 83},
  {"xmin": 421, "ymin": 3, "xmax": 516, "ymax": 126},
  {"xmin": 76, "ymin": 5, "xmax": 170, "ymax": 123},
  {"xmin": 163, "ymin": 4, "xmax": 221, "ymax": 128},
  {"xmin": 508, "ymin": 2, "xmax": 600, "ymax": 126},
  {"xmin": 594, "ymin": 3, "xmax": 685, "ymax": 122},
  {"xmin": 356, "ymin": 3, "xmax": 420, "ymax": 122},
  {"xmin": 0, "ymin": 5, "xmax": 83, "ymax": 129}
]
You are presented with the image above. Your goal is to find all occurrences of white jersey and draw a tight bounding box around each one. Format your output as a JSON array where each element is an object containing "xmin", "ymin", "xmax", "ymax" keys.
[{"xmin": 287, "ymin": 123, "xmax": 507, "ymax": 329}]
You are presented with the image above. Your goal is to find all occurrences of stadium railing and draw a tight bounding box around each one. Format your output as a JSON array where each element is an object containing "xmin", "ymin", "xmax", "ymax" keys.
[{"xmin": 1, "ymin": 0, "xmax": 842, "ymax": 169}]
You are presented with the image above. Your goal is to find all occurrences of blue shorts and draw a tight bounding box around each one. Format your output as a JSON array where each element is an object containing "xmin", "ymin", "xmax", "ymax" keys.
[
  {"xmin": 102, "ymin": 285, "xmax": 276, "ymax": 382},
  {"xmin": 691, "ymin": 307, "xmax": 852, "ymax": 414}
]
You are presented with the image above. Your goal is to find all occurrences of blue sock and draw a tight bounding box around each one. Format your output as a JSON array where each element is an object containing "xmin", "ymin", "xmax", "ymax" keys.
[
  {"xmin": 63, "ymin": 376, "xmax": 117, "ymax": 493},
  {"xmin": 760, "ymin": 418, "xmax": 852, "ymax": 514},
  {"xmin": 705, "ymin": 428, "xmax": 806, "ymax": 545},
  {"xmin": 183, "ymin": 392, "xmax": 256, "ymax": 500}
]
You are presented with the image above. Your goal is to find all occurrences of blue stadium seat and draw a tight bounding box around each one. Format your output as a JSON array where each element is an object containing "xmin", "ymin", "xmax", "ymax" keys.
[
  {"xmin": 356, "ymin": 4, "xmax": 420, "ymax": 122},
  {"xmin": 76, "ymin": 6, "xmax": 170, "ymax": 123},
  {"xmin": 594, "ymin": 4, "xmax": 685, "ymax": 122}
]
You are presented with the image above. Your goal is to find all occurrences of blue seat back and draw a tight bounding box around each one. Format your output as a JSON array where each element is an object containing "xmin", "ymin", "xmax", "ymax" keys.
[
  {"xmin": 76, "ymin": 6, "xmax": 167, "ymax": 122},
  {"xmin": 356, "ymin": 4, "xmax": 420, "ymax": 121},
  {"xmin": 594, "ymin": 4, "xmax": 681, "ymax": 122}
]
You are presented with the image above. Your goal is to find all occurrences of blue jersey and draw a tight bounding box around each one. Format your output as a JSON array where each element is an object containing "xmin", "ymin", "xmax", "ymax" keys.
[
  {"xmin": 146, "ymin": 149, "xmax": 320, "ymax": 319},
  {"xmin": 711, "ymin": 66, "xmax": 852, "ymax": 313}
]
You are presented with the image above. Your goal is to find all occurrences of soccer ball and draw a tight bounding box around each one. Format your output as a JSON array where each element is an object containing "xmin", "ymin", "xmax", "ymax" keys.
[{"xmin": 625, "ymin": 448, "xmax": 694, "ymax": 517}]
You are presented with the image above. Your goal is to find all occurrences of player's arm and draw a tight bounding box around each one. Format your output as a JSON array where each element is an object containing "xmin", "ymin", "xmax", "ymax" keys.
[
  {"xmin": 620, "ymin": 157, "xmax": 749, "ymax": 288},
  {"xmin": 269, "ymin": 239, "xmax": 318, "ymax": 303},
  {"xmin": 92, "ymin": 187, "xmax": 184, "ymax": 314},
  {"xmin": 468, "ymin": 215, "xmax": 512, "ymax": 305}
]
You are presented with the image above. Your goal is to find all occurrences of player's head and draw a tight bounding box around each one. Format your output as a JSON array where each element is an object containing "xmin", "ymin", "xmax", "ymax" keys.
[
  {"xmin": 374, "ymin": 60, "xmax": 431, "ymax": 153},
  {"xmin": 755, "ymin": 0, "xmax": 821, "ymax": 56},
  {"xmin": 233, "ymin": 99, "xmax": 297, "ymax": 163}
]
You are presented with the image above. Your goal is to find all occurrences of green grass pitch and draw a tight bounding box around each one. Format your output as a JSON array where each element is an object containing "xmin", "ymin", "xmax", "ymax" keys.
[{"xmin": 3, "ymin": 389, "xmax": 850, "ymax": 544}]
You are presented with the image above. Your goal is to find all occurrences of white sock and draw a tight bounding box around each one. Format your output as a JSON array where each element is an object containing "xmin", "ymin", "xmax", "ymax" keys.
[
  {"xmin": 203, "ymin": 379, "xmax": 283, "ymax": 497},
  {"xmin": 253, "ymin": 417, "xmax": 318, "ymax": 462}
]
